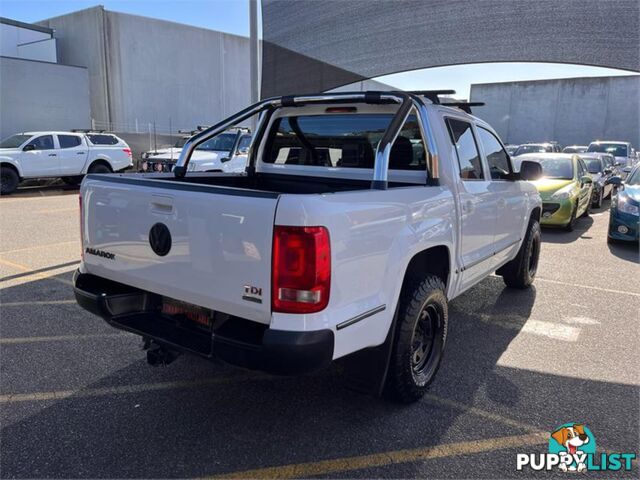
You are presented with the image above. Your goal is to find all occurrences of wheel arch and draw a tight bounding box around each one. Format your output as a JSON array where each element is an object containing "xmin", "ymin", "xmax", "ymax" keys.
[
  {"xmin": 86, "ymin": 158, "xmax": 113, "ymax": 173},
  {"xmin": 1, "ymin": 161, "xmax": 22, "ymax": 179},
  {"xmin": 400, "ymin": 245, "xmax": 451, "ymax": 298},
  {"xmin": 529, "ymin": 206, "xmax": 541, "ymax": 224}
]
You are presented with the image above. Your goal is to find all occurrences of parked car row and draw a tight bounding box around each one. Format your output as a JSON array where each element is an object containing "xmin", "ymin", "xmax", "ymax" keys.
[
  {"xmin": 511, "ymin": 140, "xmax": 637, "ymax": 168},
  {"xmin": 0, "ymin": 131, "xmax": 132, "ymax": 194},
  {"xmin": 512, "ymin": 152, "xmax": 638, "ymax": 242}
]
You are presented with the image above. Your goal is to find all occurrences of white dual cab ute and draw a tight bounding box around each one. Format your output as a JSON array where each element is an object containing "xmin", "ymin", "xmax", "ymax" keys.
[
  {"xmin": 74, "ymin": 91, "xmax": 543, "ymax": 402},
  {"xmin": 141, "ymin": 128, "xmax": 252, "ymax": 174},
  {"xmin": 0, "ymin": 131, "xmax": 132, "ymax": 194}
]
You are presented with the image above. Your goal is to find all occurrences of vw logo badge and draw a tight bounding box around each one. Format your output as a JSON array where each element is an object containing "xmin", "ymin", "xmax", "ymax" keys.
[{"xmin": 149, "ymin": 223, "xmax": 172, "ymax": 256}]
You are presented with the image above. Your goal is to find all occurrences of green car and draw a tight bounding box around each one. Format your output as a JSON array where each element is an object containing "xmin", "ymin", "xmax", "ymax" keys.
[{"xmin": 515, "ymin": 154, "xmax": 593, "ymax": 231}]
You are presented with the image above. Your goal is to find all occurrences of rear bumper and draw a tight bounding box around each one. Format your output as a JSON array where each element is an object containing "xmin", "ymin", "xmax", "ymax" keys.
[{"xmin": 73, "ymin": 271, "xmax": 334, "ymax": 375}]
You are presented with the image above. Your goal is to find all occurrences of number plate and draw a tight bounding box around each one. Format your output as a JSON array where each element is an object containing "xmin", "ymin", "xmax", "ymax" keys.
[{"xmin": 161, "ymin": 298, "xmax": 212, "ymax": 328}]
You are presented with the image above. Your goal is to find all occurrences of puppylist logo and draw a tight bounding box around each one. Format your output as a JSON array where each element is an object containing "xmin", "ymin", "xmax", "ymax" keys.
[{"xmin": 516, "ymin": 422, "xmax": 636, "ymax": 473}]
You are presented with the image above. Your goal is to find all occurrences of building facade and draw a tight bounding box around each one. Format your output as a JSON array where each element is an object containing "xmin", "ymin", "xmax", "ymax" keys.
[
  {"xmin": 37, "ymin": 6, "xmax": 251, "ymax": 135},
  {"xmin": 0, "ymin": 17, "xmax": 91, "ymax": 139},
  {"xmin": 470, "ymin": 76, "xmax": 640, "ymax": 148}
]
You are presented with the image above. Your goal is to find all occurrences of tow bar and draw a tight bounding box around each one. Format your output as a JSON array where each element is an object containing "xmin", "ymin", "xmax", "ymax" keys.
[{"xmin": 143, "ymin": 339, "xmax": 180, "ymax": 366}]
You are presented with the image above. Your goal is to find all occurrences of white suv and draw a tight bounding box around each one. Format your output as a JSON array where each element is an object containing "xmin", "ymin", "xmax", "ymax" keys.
[{"xmin": 0, "ymin": 131, "xmax": 132, "ymax": 194}]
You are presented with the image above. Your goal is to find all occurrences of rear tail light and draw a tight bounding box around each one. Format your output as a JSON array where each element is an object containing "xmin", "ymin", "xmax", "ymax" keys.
[
  {"xmin": 79, "ymin": 195, "xmax": 84, "ymax": 260},
  {"xmin": 123, "ymin": 148, "xmax": 132, "ymax": 158},
  {"xmin": 272, "ymin": 226, "xmax": 330, "ymax": 313}
]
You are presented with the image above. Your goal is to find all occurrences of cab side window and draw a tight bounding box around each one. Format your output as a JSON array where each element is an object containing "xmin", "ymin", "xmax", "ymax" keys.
[
  {"xmin": 58, "ymin": 135, "xmax": 82, "ymax": 149},
  {"xmin": 476, "ymin": 127, "xmax": 512, "ymax": 180},
  {"xmin": 446, "ymin": 118, "xmax": 484, "ymax": 180},
  {"xmin": 28, "ymin": 135, "xmax": 55, "ymax": 150}
]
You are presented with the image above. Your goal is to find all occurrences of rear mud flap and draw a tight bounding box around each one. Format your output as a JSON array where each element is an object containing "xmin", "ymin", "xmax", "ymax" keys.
[{"xmin": 337, "ymin": 305, "xmax": 398, "ymax": 397}]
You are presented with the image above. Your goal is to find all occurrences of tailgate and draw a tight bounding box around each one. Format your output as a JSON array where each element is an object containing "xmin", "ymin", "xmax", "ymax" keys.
[{"xmin": 80, "ymin": 176, "xmax": 278, "ymax": 324}]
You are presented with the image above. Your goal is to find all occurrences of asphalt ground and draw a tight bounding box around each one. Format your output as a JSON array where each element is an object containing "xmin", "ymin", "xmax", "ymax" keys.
[{"xmin": 0, "ymin": 185, "xmax": 638, "ymax": 479}]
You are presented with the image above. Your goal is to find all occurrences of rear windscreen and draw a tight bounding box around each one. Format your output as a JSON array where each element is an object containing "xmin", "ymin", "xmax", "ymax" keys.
[{"xmin": 264, "ymin": 114, "xmax": 427, "ymax": 171}]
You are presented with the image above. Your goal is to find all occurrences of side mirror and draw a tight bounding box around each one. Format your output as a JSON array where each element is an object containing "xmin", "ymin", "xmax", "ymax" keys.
[
  {"xmin": 603, "ymin": 167, "xmax": 613, "ymax": 174},
  {"xmin": 581, "ymin": 175, "xmax": 593, "ymax": 185},
  {"xmin": 23, "ymin": 144, "xmax": 35, "ymax": 151},
  {"xmin": 220, "ymin": 156, "xmax": 231, "ymax": 163},
  {"xmin": 606, "ymin": 176, "xmax": 622, "ymax": 186},
  {"xmin": 519, "ymin": 160, "xmax": 543, "ymax": 181}
]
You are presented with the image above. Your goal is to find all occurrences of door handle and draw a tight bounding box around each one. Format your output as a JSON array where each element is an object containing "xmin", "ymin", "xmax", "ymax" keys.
[
  {"xmin": 48, "ymin": 153, "xmax": 57, "ymax": 157},
  {"xmin": 150, "ymin": 202, "xmax": 173, "ymax": 214},
  {"xmin": 77, "ymin": 152, "xmax": 86, "ymax": 155}
]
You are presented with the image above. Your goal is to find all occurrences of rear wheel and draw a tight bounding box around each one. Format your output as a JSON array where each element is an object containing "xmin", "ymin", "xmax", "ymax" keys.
[
  {"xmin": 500, "ymin": 219, "xmax": 541, "ymax": 289},
  {"xmin": 384, "ymin": 275, "xmax": 448, "ymax": 403},
  {"xmin": 88, "ymin": 163, "xmax": 111, "ymax": 174},
  {"xmin": 1, "ymin": 167, "xmax": 19, "ymax": 195}
]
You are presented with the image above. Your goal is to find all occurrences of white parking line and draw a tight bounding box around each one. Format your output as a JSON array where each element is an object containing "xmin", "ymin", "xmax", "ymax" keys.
[
  {"xmin": 0, "ymin": 333, "xmax": 127, "ymax": 344},
  {"xmin": 0, "ymin": 240, "xmax": 77, "ymax": 255},
  {"xmin": 536, "ymin": 277, "xmax": 640, "ymax": 297},
  {"xmin": 479, "ymin": 315, "xmax": 581, "ymax": 342},
  {"xmin": 0, "ymin": 300, "xmax": 76, "ymax": 307}
]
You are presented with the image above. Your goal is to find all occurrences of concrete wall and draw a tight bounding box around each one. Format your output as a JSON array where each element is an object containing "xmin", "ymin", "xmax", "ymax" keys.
[
  {"xmin": 39, "ymin": 7, "xmax": 251, "ymax": 134},
  {"xmin": 0, "ymin": 56, "xmax": 90, "ymax": 138},
  {"xmin": 470, "ymin": 76, "xmax": 640, "ymax": 147},
  {"xmin": 328, "ymin": 79, "xmax": 395, "ymax": 92}
]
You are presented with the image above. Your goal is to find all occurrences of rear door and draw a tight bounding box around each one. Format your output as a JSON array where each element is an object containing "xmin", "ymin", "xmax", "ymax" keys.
[
  {"xmin": 445, "ymin": 118, "xmax": 497, "ymax": 291},
  {"xmin": 81, "ymin": 177, "xmax": 279, "ymax": 324},
  {"xmin": 56, "ymin": 134, "xmax": 87, "ymax": 175}
]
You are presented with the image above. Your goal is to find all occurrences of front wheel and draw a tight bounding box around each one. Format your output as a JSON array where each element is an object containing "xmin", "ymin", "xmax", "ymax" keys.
[
  {"xmin": 564, "ymin": 202, "xmax": 578, "ymax": 231},
  {"xmin": 500, "ymin": 219, "xmax": 541, "ymax": 289},
  {"xmin": 384, "ymin": 275, "xmax": 448, "ymax": 403},
  {"xmin": 592, "ymin": 189, "xmax": 603, "ymax": 208},
  {"xmin": 1, "ymin": 167, "xmax": 19, "ymax": 195}
]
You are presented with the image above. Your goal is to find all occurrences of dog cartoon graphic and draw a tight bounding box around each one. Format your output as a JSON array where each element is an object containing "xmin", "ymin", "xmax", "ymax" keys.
[{"xmin": 551, "ymin": 424, "xmax": 590, "ymax": 472}]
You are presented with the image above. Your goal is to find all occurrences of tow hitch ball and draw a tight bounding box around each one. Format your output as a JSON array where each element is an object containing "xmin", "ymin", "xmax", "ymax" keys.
[{"xmin": 142, "ymin": 338, "xmax": 179, "ymax": 366}]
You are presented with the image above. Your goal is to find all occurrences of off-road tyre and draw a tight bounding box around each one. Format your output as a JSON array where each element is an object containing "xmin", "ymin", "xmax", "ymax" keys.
[
  {"xmin": 500, "ymin": 219, "xmax": 541, "ymax": 289},
  {"xmin": 1, "ymin": 167, "xmax": 19, "ymax": 195},
  {"xmin": 384, "ymin": 275, "xmax": 448, "ymax": 403}
]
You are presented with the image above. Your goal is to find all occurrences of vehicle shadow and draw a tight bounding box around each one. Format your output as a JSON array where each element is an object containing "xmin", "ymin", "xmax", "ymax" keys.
[
  {"xmin": 607, "ymin": 240, "xmax": 640, "ymax": 263},
  {"xmin": 540, "ymin": 215, "xmax": 594, "ymax": 244},
  {"xmin": 3, "ymin": 181, "xmax": 79, "ymax": 199},
  {"xmin": 0, "ymin": 273, "xmax": 637, "ymax": 478}
]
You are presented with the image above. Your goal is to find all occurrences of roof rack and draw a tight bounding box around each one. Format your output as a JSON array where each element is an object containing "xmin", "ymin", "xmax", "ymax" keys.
[
  {"xmin": 441, "ymin": 101, "xmax": 485, "ymax": 114},
  {"xmin": 407, "ymin": 90, "xmax": 456, "ymax": 104},
  {"xmin": 71, "ymin": 129, "xmax": 107, "ymax": 133}
]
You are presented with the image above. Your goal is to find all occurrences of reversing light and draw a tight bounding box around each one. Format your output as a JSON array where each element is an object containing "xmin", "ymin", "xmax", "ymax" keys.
[{"xmin": 272, "ymin": 226, "xmax": 331, "ymax": 314}]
